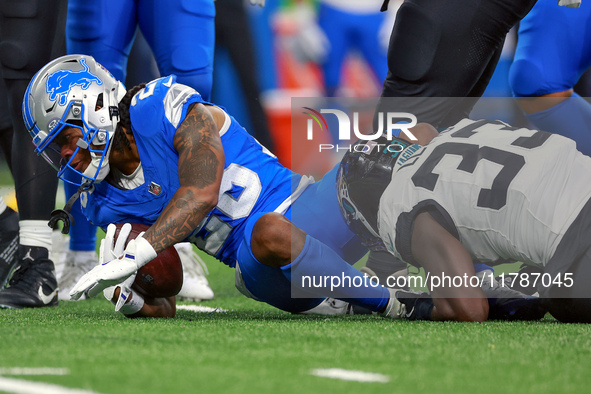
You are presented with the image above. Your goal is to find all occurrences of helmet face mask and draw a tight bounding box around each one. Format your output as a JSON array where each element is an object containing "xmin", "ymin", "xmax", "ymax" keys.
[
  {"xmin": 337, "ymin": 136, "xmax": 417, "ymax": 249},
  {"xmin": 23, "ymin": 55, "xmax": 126, "ymax": 186},
  {"xmin": 336, "ymin": 164, "xmax": 381, "ymax": 242}
]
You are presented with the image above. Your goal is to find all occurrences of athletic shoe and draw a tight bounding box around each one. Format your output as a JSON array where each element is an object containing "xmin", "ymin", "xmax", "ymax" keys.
[
  {"xmin": 302, "ymin": 289, "xmax": 423, "ymax": 318},
  {"xmin": 175, "ymin": 243, "xmax": 214, "ymax": 301},
  {"xmin": 301, "ymin": 298, "xmax": 353, "ymax": 315},
  {"xmin": 360, "ymin": 266, "xmax": 409, "ymax": 290},
  {"xmin": 380, "ymin": 287, "xmax": 408, "ymax": 319},
  {"xmin": 394, "ymin": 289, "xmax": 434, "ymax": 320},
  {"xmin": 57, "ymin": 250, "xmax": 98, "ymax": 301},
  {"xmin": 477, "ymin": 270, "xmax": 547, "ymax": 321},
  {"xmin": 0, "ymin": 207, "xmax": 19, "ymax": 288},
  {"xmin": 0, "ymin": 246, "xmax": 58, "ymax": 308}
]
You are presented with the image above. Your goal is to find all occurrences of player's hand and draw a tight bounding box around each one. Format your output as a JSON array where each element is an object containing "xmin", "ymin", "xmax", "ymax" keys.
[
  {"xmin": 103, "ymin": 272, "xmax": 137, "ymax": 312},
  {"xmin": 249, "ymin": 0, "xmax": 265, "ymax": 7},
  {"xmin": 99, "ymin": 223, "xmax": 131, "ymax": 264},
  {"xmin": 70, "ymin": 236, "xmax": 157, "ymax": 300}
]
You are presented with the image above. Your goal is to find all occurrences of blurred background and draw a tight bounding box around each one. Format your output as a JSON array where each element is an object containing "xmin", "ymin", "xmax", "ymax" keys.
[{"xmin": 3, "ymin": 0, "xmax": 591, "ymax": 206}]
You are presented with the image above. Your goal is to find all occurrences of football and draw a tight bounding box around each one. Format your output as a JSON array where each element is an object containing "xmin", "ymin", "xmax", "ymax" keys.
[{"xmin": 113, "ymin": 223, "xmax": 183, "ymax": 298}]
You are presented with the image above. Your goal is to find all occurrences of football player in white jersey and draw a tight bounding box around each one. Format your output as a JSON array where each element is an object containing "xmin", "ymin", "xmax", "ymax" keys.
[{"xmin": 338, "ymin": 119, "xmax": 591, "ymax": 323}]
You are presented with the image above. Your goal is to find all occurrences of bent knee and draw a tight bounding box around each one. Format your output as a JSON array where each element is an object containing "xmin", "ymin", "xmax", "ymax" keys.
[
  {"xmin": 509, "ymin": 58, "xmax": 553, "ymax": 97},
  {"xmin": 251, "ymin": 213, "xmax": 306, "ymax": 267}
]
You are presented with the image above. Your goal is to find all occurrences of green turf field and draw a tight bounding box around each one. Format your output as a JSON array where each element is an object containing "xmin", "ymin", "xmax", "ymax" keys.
[{"xmin": 1, "ymin": 249, "xmax": 590, "ymax": 394}]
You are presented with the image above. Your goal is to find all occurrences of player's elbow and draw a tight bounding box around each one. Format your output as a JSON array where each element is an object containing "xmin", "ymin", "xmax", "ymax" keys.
[
  {"xmin": 455, "ymin": 298, "xmax": 489, "ymax": 322},
  {"xmin": 436, "ymin": 297, "xmax": 488, "ymax": 322},
  {"xmin": 204, "ymin": 194, "xmax": 219, "ymax": 211},
  {"xmin": 196, "ymin": 189, "xmax": 219, "ymax": 212}
]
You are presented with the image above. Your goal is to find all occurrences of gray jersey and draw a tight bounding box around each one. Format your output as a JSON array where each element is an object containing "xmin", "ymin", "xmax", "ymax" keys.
[{"xmin": 378, "ymin": 119, "xmax": 591, "ymax": 268}]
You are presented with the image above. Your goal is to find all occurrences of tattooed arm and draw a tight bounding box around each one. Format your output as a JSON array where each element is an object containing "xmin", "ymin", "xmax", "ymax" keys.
[{"xmin": 143, "ymin": 103, "xmax": 225, "ymax": 253}]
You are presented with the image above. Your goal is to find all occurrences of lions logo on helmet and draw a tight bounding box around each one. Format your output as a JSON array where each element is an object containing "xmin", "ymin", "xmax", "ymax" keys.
[
  {"xmin": 23, "ymin": 54, "xmax": 126, "ymax": 186},
  {"xmin": 337, "ymin": 136, "xmax": 418, "ymax": 248},
  {"xmin": 46, "ymin": 58, "xmax": 103, "ymax": 106}
]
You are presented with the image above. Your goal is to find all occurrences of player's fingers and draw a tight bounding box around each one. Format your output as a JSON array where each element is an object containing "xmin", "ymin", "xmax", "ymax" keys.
[
  {"xmin": 104, "ymin": 223, "xmax": 117, "ymax": 244},
  {"xmin": 98, "ymin": 239, "xmax": 107, "ymax": 264},
  {"xmin": 114, "ymin": 286, "xmax": 131, "ymax": 312},
  {"xmin": 69, "ymin": 278, "xmax": 91, "ymax": 299},
  {"xmin": 69, "ymin": 270, "xmax": 99, "ymax": 300},
  {"xmin": 114, "ymin": 223, "xmax": 132, "ymax": 256},
  {"xmin": 87, "ymin": 283, "xmax": 104, "ymax": 299}
]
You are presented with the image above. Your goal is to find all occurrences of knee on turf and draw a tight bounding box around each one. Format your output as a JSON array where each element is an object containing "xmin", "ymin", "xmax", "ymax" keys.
[{"xmin": 436, "ymin": 297, "xmax": 489, "ymax": 322}]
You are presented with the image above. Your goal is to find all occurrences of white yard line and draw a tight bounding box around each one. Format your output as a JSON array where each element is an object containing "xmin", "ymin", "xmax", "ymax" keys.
[
  {"xmin": 176, "ymin": 305, "xmax": 227, "ymax": 313},
  {"xmin": 0, "ymin": 377, "xmax": 100, "ymax": 394},
  {"xmin": 310, "ymin": 368, "xmax": 390, "ymax": 383},
  {"xmin": 0, "ymin": 368, "xmax": 101, "ymax": 394},
  {"xmin": 0, "ymin": 368, "xmax": 70, "ymax": 376}
]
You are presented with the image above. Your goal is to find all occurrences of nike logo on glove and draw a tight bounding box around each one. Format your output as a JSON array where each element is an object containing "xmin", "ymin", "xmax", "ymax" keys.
[{"xmin": 38, "ymin": 285, "xmax": 58, "ymax": 305}]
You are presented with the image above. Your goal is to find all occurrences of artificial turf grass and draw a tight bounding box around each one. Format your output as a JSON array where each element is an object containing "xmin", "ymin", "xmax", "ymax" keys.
[
  {"xmin": 0, "ymin": 251, "xmax": 589, "ymax": 393},
  {"xmin": 0, "ymin": 295, "xmax": 590, "ymax": 394}
]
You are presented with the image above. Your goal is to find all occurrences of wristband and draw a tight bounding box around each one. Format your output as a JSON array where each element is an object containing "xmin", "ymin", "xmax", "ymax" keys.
[
  {"xmin": 118, "ymin": 289, "xmax": 145, "ymax": 315},
  {"xmin": 130, "ymin": 236, "xmax": 158, "ymax": 269}
]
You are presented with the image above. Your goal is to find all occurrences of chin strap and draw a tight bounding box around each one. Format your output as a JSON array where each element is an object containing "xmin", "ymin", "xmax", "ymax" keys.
[{"xmin": 48, "ymin": 181, "xmax": 94, "ymax": 234}]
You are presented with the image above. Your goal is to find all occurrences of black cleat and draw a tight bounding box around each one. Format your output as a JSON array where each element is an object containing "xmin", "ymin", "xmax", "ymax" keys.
[
  {"xmin": 0, "ymin": 246, "xmax": 58, "ymax": 308},
  {"xmin": 0, "ymin": 207, "xmax": 19, "ymax": 288},
  {"xmin": 477, "ymin": 270, "xmax": 547, "ymax": 321},
  {"xmin": 487, "ymin": 296, "xmax": 547, "ymax": 321}
]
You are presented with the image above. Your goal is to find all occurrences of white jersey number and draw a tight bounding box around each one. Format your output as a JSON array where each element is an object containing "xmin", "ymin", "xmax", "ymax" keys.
[
  {"xmin": 189, "ymin": 164, "xmax": 262, "ymax": 256},
  {"xmin": 410, "ymin": 120, "xmax": 550, "ymax": 210}
]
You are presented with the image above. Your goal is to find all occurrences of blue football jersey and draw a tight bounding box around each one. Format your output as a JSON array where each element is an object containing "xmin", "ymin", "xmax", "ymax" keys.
[{"xmin": 82, "ymin": 75, "xmax": 301, "ymax": 266}]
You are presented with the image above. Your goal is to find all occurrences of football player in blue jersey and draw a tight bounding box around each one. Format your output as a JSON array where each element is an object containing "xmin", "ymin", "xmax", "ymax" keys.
[
  {"xmin": 23, "ymin": 54, "xmax": 421, "ymax": 320},
  {"xmin": 61, "ymin": 0, "xmax": 218, "ymax": 302}
]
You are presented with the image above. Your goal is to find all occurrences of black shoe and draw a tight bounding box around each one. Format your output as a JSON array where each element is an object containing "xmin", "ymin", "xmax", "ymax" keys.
[
  {"xmin": 487, "ymin": 296, "xmax": 547, "ymax": 321},
  {"xmin": 0, "ymin": 246, "xmax": 58, "ymax": 308},
  {"xmin": 477, "ymin": 270, "xmax": 547, "ymax": 321},
  {"xmin": 0, "ymin": 207, "xmax": 19, "ymax": 288}
]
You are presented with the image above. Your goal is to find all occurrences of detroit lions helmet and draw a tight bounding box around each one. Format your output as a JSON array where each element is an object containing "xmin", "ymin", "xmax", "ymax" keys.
[
  {"xmin": 337, "ymin": 135, "xmax": 416, "ymax": 248},
  {"xmin": 22, "ymin": 54, "xmax": 126, "ymax": 185}
]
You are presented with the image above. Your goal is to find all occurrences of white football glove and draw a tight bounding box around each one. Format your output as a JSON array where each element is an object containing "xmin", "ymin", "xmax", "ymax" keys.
[
  {"xmin": 99, "ymin": 223, "xmax": 137, "ymax": 310},
  {"xmin": 103, "ymin": 272, "xmax": 144, "ymax": 315},
  {"xmin": 70, "ymin": 233, "xmax": 157, "ymax": 300},
  {"xmin": 249, "ymin": 0, "xmax": 265, "ymax": 7},
  {"xmin": 100, "ymin": 223, "xmax": 131, "ymax": 264}
]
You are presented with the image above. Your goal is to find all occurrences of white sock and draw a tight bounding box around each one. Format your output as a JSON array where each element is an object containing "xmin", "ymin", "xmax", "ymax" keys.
[
  {"xmin": 19, "ymin": 220, "xmax": 52, "ymax": 252},
  {"xmin": 69, "ymin": 250, "xmax": 97, "ymax": 263}
]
